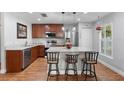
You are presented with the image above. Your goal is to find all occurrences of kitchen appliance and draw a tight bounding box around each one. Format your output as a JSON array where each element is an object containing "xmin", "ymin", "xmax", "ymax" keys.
[
  {"xmin": 45, "ymin": 40, "xmax": 57, "ymax": 56},
  {"xmin": 45, "ymin": 32, "xmax": 56, "ymax": 38},
  {"xmin": 22, "ymin": 48, "xmax": 31, "ymax": 69}
]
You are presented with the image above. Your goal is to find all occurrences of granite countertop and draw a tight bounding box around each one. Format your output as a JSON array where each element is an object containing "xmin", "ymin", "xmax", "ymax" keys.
[
  {"xmin": 6, "ymin": 44, "xmax": 44, "ymax": 50},
  {"xmin": 47, "ymin": 47, "xmax": 93, "ymax": 53}
]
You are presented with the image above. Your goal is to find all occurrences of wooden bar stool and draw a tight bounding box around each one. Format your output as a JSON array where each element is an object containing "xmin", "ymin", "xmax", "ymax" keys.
[
  {"xmin": 46, "ymin": 52, "xmax": 60, "ymax": 81},
  {"xmin": 65, "ymin": 54, "xmax": 79, "ymax": 80},
  {"xmin": 81, "ymin": 51, "xmax": 99, "ymax": 81}
]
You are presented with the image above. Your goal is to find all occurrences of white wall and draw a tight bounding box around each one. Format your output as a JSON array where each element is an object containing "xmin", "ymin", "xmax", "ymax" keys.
[
  {"xmin": 93, "ymin": 13, "xmax": 124, "ymax": 76},
  {"xmin": 0, "ymin": 12, "xmax": 32, "ymax": 73},
  {"xmin": 0, "ymin": 13, "xmax": 6, "ymax": 73},
  {"xmin": 0, "ymin": 13, "xmax": 1, "ymax": 62},
  {"xmin": 4, "ymin": 13, "xmax": 32, "ymax": 47}
]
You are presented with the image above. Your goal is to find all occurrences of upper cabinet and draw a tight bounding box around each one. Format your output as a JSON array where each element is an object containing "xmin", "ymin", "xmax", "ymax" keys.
[
  {"xmin": 32, "ymin": 24, "xmax": 45, "ymax": 38},
  {"xmin": 56, "ymin": 24, "xmax": 64, "ymax": 37},
  {"xmin": 48, "ymin": 24, "xmax": 57, "ymax": 32},
  {"xmin": 32, "ymin": 24, "xmax": 64, "ymax": 38}
]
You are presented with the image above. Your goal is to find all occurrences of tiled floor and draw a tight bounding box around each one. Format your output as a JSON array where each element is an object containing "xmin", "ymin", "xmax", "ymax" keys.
[{"xmin": 0, "ymin": 58, "xmax": 124, "ymax": 81}]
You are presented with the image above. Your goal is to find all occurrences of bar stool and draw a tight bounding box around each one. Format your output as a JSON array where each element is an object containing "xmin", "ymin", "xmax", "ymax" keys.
[
  {"xmin": 81, "ymin": 51, "xmax": 99, "ymax": 81},
  {"xmin": 46, "ymin": 52, "xmax": 60, "ymax": 81},
  {"xmin": 65, "ymin": 54, "xmax": 79, "ymax": 80}
]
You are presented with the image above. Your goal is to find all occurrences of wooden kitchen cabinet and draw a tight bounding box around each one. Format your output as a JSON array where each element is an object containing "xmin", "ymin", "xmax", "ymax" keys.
[
  {"xmin": 56, "ymin": 24, "xmax": 64, "ymax": 38},
  {"xmin": 40, "ymin": 24, "xmax": 45, "ymax": 37},
  {"xmin": 48, "ymin": 24, "xmax": 57, "ymax": 32},
  {"xmin": 31, "ymin": 46, "xmax": 38, "ymax": 63},
  {"xmin": 31, "ymin": 45, "xmax": 45, "ymax": 63},
  {"xmin": 32, "ymin": 24, "xmax": 45, "ymax": 38},
  {"xmin": 37, "ymin": 45, "xmax": 45, "ymax": 57},
  {"xmin": 6, "ymin": 45, "xmax": 45, "ymax": 73},
  {"xmin": 6, "ymin": 50, "xmax": 23, "ymax": 72},
  {"xmin": 32, "ymin": 24, "xmax": 64, "ymax": 38}
]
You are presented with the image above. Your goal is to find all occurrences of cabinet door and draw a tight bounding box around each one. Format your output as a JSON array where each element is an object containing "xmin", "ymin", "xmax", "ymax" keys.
[
  {"xmin": 49, "ymin": 24, "xmax": 57, "ymax": 32},
  {"xmin": 32, "ymin": 24, "xmax": 41, "ymax": 38},
  {"xmin": 56, "ymin": 24, "xmax": 64, "ymax": 38},
  {"xmin": 32, "ymin": 24, "xmax": 45, "ymax": 38},
  {"xmin": 40, "ymin": 24, "xmax": 45, "ymax": 37},
  {"xmin": 37, "ymin": 45, "xmax": 45, "ymax": 57},
  {"xmin": 31, "ymin": 47, "xmax": 38, "ymax": 62},
  {"xmin": 6, "ymin": 50, "xmax": 23, "ymax": 72},
  {"xmin": 31, "ymin": 47, "xmax": 35, "ymax": 62}
]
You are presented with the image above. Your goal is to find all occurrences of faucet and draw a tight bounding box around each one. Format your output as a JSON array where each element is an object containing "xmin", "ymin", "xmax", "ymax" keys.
[{"xmin": 25, "ymin": 41, "xmax": 28, "ymax": 46}]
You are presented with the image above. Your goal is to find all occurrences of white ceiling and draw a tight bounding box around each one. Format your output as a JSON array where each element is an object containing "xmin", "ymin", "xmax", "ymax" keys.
[{"xmin": 10, "ymin": 12, "xmax": 110, "ymax": 24}]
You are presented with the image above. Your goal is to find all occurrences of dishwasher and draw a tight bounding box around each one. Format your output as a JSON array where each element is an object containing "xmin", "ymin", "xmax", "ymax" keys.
[{"xmin": 22, "ymin": 48, "xmax": 31, "ymax": 69}]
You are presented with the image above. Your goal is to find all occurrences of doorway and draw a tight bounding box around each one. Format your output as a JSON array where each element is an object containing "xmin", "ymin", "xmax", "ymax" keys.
[{"xmin": 79, "ymin": 28, "xmax": 93, "ymax": 49}]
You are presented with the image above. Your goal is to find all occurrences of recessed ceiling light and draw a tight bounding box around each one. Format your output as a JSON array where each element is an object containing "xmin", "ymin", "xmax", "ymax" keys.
[
  {"xmin": 37, "ymin": 18, "xmax": 41, "ymax": 21},
  {"xmin": 29, "ymin": 12, "xmax": 33, "ymax": 14},
  {"xmin": 84, "ymin": 12, "xmax": 88, "ymax": 14},
  {"xmin": 77, "ymin": 18, "xmax": 81, "ymax": 21}
]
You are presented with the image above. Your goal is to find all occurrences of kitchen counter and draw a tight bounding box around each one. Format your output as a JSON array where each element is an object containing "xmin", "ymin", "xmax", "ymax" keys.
[
  {"xmin": 6, "ymin": 44, "xmax": 43, "ymax": 50},
  {"xmin": 6, "ymin": 44, "xmax": 45, "ymax": 73},
  {"xmin": 47, "ymin": 47, "xmax": 92, "ymax": 52}
]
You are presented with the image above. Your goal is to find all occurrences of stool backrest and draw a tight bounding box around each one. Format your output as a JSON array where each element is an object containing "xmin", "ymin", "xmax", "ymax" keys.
[
  {"xmin": 47, "ymin": 52, "xmax": 60, "ymax": 63},
  {"xmin": 85, "ymin": 51, "xmax": 99, "ymax": 64},
  {"xmin": 66, "ymin": 54, "xmax": 79, "ymax": 63}
]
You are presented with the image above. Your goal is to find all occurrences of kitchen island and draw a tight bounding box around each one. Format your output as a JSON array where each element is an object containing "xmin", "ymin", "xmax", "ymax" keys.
[{"xmin": 47, "ymin": 47, "xmax": 93, "ymax": 74}]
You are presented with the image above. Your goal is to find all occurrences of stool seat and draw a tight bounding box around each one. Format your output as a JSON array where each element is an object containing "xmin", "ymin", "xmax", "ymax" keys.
[{"xmin": 48, "ymin": 61, "xmax": 58, "ymax": 64}]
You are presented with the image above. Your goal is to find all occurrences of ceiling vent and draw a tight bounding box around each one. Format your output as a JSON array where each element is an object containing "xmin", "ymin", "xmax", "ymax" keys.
[{"xmin": 40, "ymin": 13, "xmax": 48, "ymax": 17}]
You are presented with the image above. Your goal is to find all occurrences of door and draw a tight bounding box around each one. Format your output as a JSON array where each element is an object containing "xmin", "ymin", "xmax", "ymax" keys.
[{"xmin": 79, "ymin": 29, "xmax": 92, "ymax": 49}]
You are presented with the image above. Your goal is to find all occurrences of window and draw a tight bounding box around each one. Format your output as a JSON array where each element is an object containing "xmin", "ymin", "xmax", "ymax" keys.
[{"xmin": 99, "ymin": 23, "xmax": 113, "ymax": 58}]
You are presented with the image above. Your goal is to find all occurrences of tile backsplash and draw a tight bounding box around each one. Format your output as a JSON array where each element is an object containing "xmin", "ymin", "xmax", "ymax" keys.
[{"xmin": 32, "ymin": 38, "xmax": 65, "ymax": 46}]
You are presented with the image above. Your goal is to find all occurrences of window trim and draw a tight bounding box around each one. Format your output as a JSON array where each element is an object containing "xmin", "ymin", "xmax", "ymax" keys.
[{"xmin": 99, "ymin": 23, "xmax": 113, "ymax": 58}]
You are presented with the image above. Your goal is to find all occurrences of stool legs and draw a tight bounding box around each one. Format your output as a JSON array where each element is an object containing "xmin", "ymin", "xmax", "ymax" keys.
[
  {"xmin": 81, "ymin": 62, "xmax": 85, "ymax": 75},
  {"xmin": 65, "ymin": 63, "xmax": 78, "ymax": 80},
  {"xmin": 82, "ymin": 63, "xmax": 97, "ymax": 81},
  {"xmin": 47, "ymin": 64, "xmax": 51, "ymax": 81},
  {"xmin": 85, "ymin": 63, "xmax": 88, "ymax": 80},
  {"xmin": 65, "ymin": 63, "xmax": 77, "ymax": 75},
  {"xmin": 93, "ymin": 64, "xmax": 97, "ymax": 81},
  {"xmin": 47, "ymin": 63, "xmax": 59, "ymax": 81},
  {"xmin": 74, "ymin": 63, "xmax": 77, "ymax": 75}
]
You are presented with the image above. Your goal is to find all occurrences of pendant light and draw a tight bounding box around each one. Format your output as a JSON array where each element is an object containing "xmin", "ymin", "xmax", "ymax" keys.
[
  {"xmin": 72, "ymin": 12, "xmax": 76, "ymax": 31},
  {"xmin": 61, "ymin": 12, "xmax": 65, "ymax": 31},
  {"xmin": 96, "ymin": 16, "xmax": 103, "ymax": 31}
]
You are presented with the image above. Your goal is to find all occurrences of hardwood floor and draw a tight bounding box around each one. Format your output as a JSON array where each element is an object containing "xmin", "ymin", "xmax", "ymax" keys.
[{"xmin": 0, "ymin": 58, "xmax": 124, "ymax": 81}]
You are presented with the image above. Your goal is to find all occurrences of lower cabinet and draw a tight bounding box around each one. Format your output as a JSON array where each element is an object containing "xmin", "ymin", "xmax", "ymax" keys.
[
  {"xmin": 6, "ymin": 45, "xmax": 45, "ymax": 73},
  {"xmin": 6, "ymin": 50, "xmax": 23, "ymax": 73},
  {"xmin": 31, "ymin": 45, "xmax": 45, "ymax": 63},
  {"xmin": 37, "ymin": 45, "xmax": 45, "ymax": 57}
]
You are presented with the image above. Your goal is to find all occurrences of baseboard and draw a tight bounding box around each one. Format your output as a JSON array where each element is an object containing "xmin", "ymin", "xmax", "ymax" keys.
[
  {"xmin": 98, "ymin": 59, "xmax": 124, "ymax": 77},
  {"xmin": 0, "ymin": 69, "xmax": 6, "ymax": 74}
]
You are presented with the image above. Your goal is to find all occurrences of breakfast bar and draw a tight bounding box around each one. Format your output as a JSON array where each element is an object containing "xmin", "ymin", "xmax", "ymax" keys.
[{"xmin": 47, "ymin": 47, "xmax": 93, "ymax": 74}]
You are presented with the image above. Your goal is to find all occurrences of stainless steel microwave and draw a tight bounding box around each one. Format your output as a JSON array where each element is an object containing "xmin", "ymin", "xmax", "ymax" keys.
[{"xmin": 45, "ymin": 32, "xmax": 56, "ymax": 38}]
